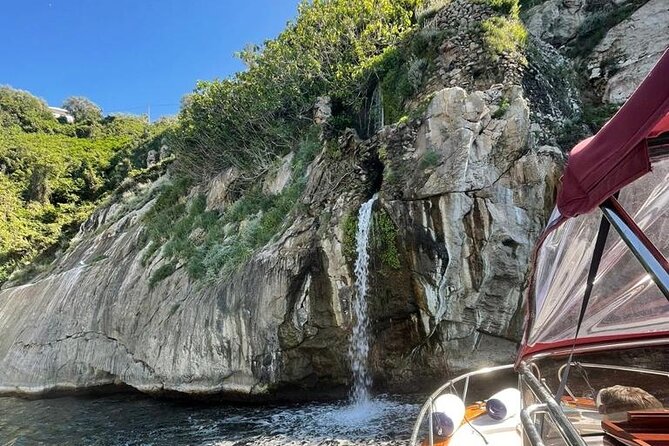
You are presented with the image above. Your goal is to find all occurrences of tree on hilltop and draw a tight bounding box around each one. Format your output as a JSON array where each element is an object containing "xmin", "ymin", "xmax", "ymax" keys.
[
  {"xmin": 62, "ymin": 96, "xmax": 103, "ymax": 123},
  {"xmin": 0, "ymin": 86, "xmax": 54, "ymax": 132}
]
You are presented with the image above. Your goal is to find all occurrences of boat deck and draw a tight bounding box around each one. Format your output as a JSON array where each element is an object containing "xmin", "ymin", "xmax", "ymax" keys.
[{"xmin": 447, "ymin": 412, "xmax": 521, "ymax": 445}]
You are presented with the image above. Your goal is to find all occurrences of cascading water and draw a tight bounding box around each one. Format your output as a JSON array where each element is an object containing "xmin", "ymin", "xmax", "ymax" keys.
[{"xmin": 349, "ymin": 194, "xmax": 378, "ymax": 406}]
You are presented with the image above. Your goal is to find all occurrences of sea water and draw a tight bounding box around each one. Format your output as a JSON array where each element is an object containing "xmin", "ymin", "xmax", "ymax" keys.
[{"xmin": 0, "ymin": 393, "xmax": 420, "ymax": 445}]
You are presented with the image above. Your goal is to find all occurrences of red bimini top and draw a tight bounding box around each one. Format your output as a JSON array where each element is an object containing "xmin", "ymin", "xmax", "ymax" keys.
[{"xmin": 519, "ymin": 48, "xmax": 669, "ymax": 361}]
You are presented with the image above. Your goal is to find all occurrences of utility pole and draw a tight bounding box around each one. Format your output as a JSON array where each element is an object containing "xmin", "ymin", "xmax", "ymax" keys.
[{"xmin": 147, "ymin": 104, "xmax": 151, "ymax": 123}]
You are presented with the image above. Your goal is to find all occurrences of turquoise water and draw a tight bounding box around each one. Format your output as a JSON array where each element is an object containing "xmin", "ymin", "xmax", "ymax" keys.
[{"xmin": 0, "ymin": 394, "xmax": 420, "ymax": 445}]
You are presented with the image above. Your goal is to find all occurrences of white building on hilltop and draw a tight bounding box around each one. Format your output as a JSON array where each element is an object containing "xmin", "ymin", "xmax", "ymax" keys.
[{"xmin": 48, "ymin": 106, "xmax": 75, "ymax": 124}]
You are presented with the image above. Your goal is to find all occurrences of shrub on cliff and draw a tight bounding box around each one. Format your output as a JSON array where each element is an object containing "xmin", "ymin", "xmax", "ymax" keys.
[{"xmin": 482, "ymin": 16, "xmax": 527, "ymax": 55}]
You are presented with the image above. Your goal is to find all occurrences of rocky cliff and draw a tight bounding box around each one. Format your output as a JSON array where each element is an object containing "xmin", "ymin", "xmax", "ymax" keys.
[{"xmin": 0, "ymin": 0, "xmax": 665, "ymax": 399}]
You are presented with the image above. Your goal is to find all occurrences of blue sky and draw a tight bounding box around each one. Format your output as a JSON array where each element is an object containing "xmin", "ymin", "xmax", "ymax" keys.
[{"xmin": 0, "ymin": 0, "xmax": 299, "ymax": 120}]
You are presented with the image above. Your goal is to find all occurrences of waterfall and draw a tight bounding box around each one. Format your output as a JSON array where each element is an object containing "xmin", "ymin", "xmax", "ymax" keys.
[{"xmin": 349, "ymin": 194, "xmax": 378, "ymax": 405}]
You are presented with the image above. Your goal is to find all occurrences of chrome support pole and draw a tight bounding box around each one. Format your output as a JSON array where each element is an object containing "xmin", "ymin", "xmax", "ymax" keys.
[
  {"xmin": 428, "ymin": 397, "xmax": 434, "ymax": 446},
  {"xmin": 519, "ymin": 362, "xmax": 587, "ymax": 446},
  {"xmin": 600, "ymin": 198, "xmax": 669, "ymax": 300},
  {"xmin": 520, "ymin": 403, "xmax": 548, "ymax": 446},
  {"xmin": 557, "ymin": 361, "xmax": 669, "ymax": 383}
]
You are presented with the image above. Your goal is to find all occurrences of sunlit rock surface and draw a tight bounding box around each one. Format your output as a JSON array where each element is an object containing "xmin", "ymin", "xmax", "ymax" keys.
[
  {"xmin": 525, "ymin": 0, "xmax": 587, "ymax": 46},
  {"xmin": 525, "ymin": 0, "xmax": 669, "ymax": 104},
  {"xmin": 586, "ymin": 0, "xmax": 669, "ymax": 103}
]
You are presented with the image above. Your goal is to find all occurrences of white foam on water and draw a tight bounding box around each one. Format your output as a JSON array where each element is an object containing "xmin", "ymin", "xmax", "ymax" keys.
[{"xmin": 208, "ymin": 396, "xmax": 420, "ymax": 445}]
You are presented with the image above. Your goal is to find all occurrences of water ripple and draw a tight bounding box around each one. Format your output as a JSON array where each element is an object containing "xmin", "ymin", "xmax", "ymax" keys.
[{"xmin": 0, "ymin": 394, "xmax": 420, "ymax": 446}]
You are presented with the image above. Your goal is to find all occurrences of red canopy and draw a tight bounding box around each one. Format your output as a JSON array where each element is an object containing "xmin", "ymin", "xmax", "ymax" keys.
[
  {"xmin": 519, "ymin": 49, "xmax": 669, "ymax": 361},
  {"xmin": 557, "ymin": 48, "xmax": 669, "ymax": 218}
]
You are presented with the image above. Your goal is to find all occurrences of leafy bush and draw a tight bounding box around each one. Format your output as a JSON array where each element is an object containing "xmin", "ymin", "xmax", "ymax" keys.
[
  {"xmin": 176, "ymin": 0, "xmax": 420, "ymax": 180},
  {"xmin": 0, "ymin": 86, "xmax": 57, "ymax": 133},
  {"xmin": 491, "ymin": 96, "xmax": 510, "ymax": 118},
  {"xmin": 377, "ymin": 48, "xmax": 415, "ymax": 126},
  {"xmin": 149, "ymin": 262, "xmax": 176, "ymax": 288},
  {"xmin": 62, "ymin": 96, "xmax": 103, "ymax": 123},
  {"xmin": 481, "ymin": 16, "xmax": 527, "ymax": 55},
  {"xmin": 141, "ymin": 129, "xmax": 321, "ymax": 281}
]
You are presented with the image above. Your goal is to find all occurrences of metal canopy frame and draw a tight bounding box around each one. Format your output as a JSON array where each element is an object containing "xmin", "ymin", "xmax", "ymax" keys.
[{"xmin": 600, "ymin": 196, "xmax": 669, "ymax": 301}]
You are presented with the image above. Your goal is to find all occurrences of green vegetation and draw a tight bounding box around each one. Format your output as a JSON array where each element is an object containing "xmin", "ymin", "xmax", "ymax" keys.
[
  {"xmin": 476, "ymin": 0, "xmax": 520, "ymax": 15},
  {"xmin": 481, "ymin": 16, "xmax": 527, "ymax": 55},
  {"xmin": 343, "ymin": 213, "xmax": 359, "ymax": 260},
  {"xmin": 0, "ymin": 86, "xmax": 171, "ymax": 283},
  {"xmin": 492, "ymin": 96, "xmax": 510, "ymax": 118},
  {"xmin": 582, "ymin": 103, "xmax": 620, "ymax": 131},
  {"xmin": 383, "ymin": 167, "xmax": 400, "ymax": 189},
  {"xmin": 378, "ymin": 48, "xmax": 417, "ymax": 126},
  {"xmin": 518, "ymin": 0, "xmax": 546, "ymax": 12},
  {"xmin": 176, "ymin": 0, "xmax": 421, "ymax": 180},
  {"xmin": 0, "ymin": 86, "xmax": 56, "ymax": 133},
  {"xmin": 140, "ymin": 129, "xmax": 321, "ymax": 282},
  {"xmin": 62, "ymin": 96, "xmax": 103, "ymax": 123},
  {"xmin": 149, "ymin": 262, "xmax": 176, "ymax": 288},
  {"xmin": 416, "ymin": 0, "xmax": 451, "ymax": 24},
  {"xmin": 468, "ymin": 0, "xmax": 527, "ymax": 57},
  {"xmin": 555, "ymin": 102, "xmax": 620, "ymax": 149},
  {"xmin": 371, "ymin": 209, "xmax": 401, "ymax": 269},
  {"xmin": 419, "ymin": 150, "xmax": 441, "ymax": 169},
  {"xmin": 2, "ymin": 0, "xmax": 538, "ymax": 285},
  {"xmin": 342, "ymin": 207, "xmax": 400, "ymax": 269}
]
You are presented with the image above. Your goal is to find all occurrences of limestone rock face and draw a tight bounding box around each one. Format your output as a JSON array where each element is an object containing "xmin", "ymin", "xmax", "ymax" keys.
[
  {"xmin": 263, "ymin": 153, "xmax": 294, "ymax": 195},
  {"xmin": 377, "ymin": 87, "xmax": 562, "ymax": 378},
  {"xmin": 525, "ymin": 0, "xmax": 586, "ymax": 46},
  {"xmin": 525, "ymin": 0, "xmax": 669, "ymax": 105},
  {"xmin": 146, "ymin": 150, "xmax": 158, "ymax": 167},
  {"xmin": 586, "ymin": 0, "xmax": 669, "ymax": 103},
  {"xmin": 0, "ymin": 81, "xmax": 563, "ymax": 397},
  {"xmin": 206, "ymin": 168, "xmax": 240, "ymax": 212},
  {"xmin": 314, "ymin": 96, "xmax": 332, "ymax": 126}
]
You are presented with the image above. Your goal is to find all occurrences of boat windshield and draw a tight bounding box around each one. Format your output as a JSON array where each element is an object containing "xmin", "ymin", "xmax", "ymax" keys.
[{"xmin": 525, "ymin": 157, "xmax": 669, "ymax": 355}]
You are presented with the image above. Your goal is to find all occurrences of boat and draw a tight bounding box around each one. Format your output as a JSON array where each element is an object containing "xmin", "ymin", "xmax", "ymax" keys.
[{"xmin": 411, "ymin": 48, "xmax": 669, "ymax": 446}]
